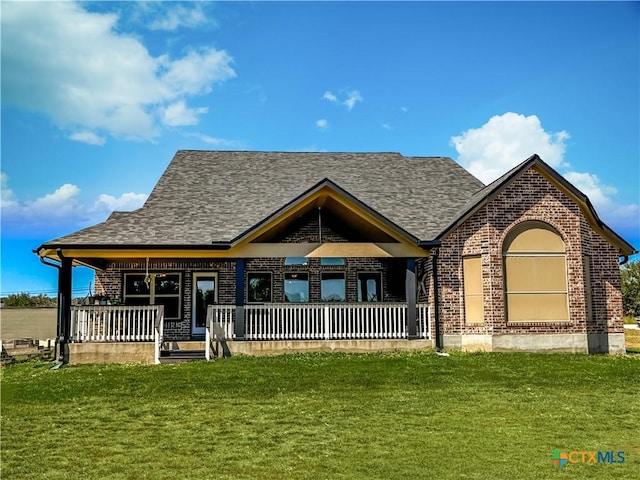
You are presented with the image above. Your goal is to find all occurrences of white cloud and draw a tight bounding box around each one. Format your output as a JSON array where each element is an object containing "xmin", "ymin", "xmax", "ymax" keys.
[
  {"xmin": 451, "ymin": 112, "xmax": 639, "ymax": 233},
  {"xmin": 562, "ymin": 171, "xmax": 639, "ymax": 226},
  {"xmin": 162, "ymin": 100, "xmax": 208, "ymax": 127},
  {"xmin": 562, "ymin": 172, "xmax": 617, "ymax": 207},
  {"xmin": 93, "ymin": 192, "xmax": 148, "ymax": 215},
  {"xmin": 1, "ymin": 1, "xmax": 235, "ymax": 143},
  {"xmin": 1, "ymin": 172, "xmax": 17, "ymax": 208},
  {"xmin": 148, "ymin": 4, "xmax": 210, "ymax": 31},
  {"xmin": 323, "ymin": 91, "xmax": 338, "ymax": 103},
  {"xmin": 1, "ymin": 174, "xmax": 148, "ymax": 234},
  {"xmin": 185, "ymin": 133, "xmax": 244, "ymax": 148},
  {"xmin": 344, "ymin": 90, "xmax": 363, "ymax": 111},
  {"xmin": 322, "ymin": 89, "xmax": 363, "ymax": 110},
  {"xmin": 159, "ymin": 47, "xmax": 235, "ymax": 97},
  {"xmin": 3, "ymin": 182, "xmax": 85, "ymax": 228},
  {"xmin": 382, "ymin": 123, "xmax": 393, "ymax": 131},
  {"xmin": 401, "ymin": 106, "xmax": 408, "ymax": 113},
  {"xmin": 34, "ymin": 184, "xmax": 81, "ymax": 208},
  {"xmin": 316, "ymin": 119, "xmax": 329, "ymax": 129},
  {"xmin": 450, "ymin": 112, "xmax": 569, "ymax": 184},
  {"xmin": 69, "ymin": 131, "xmax": 107, "ymax": 146}
]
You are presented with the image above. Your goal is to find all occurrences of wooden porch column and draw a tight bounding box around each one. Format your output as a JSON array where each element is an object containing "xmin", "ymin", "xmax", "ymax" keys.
[
  {"xmin": 234, "ymin": 259, "xmax": 245, "ymax": 339},
  {"xmin": 406, "ymin": 258, "xmax": 417, "ymax": 339},
  {"xmin": 58, "ymin": 255, "xmax": 73, "ymax": 363}
]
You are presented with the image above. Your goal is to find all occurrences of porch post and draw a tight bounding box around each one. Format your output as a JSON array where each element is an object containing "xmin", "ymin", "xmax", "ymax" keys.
[
  {"xmin": 234, "ymin": 259, "xmax": 245, "ymax": 339},
  {"xmin": 58, "ymin": 255, "xmax": 73, "ymax": 363},
  {"xmin": 406, "ymin": 258, "xmax": 417, "ymax": 339}
]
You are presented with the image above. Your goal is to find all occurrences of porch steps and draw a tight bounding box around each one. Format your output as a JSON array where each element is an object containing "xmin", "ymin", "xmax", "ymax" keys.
[
  {"xmin": 159, "ymin": 341, "xmax": 207, "ymax": 364},
  {"xmin": 159, "ymin": 349, "xmax": 206, "ymax": 364}
]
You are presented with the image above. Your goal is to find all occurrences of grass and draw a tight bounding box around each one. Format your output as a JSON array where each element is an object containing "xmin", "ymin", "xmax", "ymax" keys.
[{"xmin": 2, "ymin": 352, "xmax": 639, "ymax": 480}]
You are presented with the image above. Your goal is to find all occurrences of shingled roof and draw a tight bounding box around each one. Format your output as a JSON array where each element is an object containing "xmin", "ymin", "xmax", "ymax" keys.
[{"xmin": 41, "ymin": 151, "xmax": 485, "ymax": 247}]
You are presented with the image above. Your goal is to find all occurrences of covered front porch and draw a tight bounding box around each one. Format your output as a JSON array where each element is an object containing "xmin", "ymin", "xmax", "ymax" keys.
[
  {"xmin": 67, "ymin": 302, "xmax": 433, "ymax": 364},
  {"xmin": 39, "ymin": 178, "xmax": 441, "ymax": 363}
]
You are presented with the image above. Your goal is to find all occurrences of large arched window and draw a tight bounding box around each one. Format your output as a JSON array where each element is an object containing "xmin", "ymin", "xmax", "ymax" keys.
[{"xmin": 503, "ymin": 222, "xmax": 569, "ymax": 322}]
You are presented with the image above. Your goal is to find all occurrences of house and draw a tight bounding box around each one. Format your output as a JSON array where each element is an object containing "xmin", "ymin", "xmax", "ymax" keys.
[{"xmin": 35, "ymin": 151, "xmax": 637, "ymax": 364}]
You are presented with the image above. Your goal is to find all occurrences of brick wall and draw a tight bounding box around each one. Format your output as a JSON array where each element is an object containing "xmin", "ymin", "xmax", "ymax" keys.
[
  {"xmin": 430, "ymin": 167, "xmax": 624, "ymax": 337},
  {"xmin": 251, "ymin": 208, "xmax": 407, "ymax": 302},
  {"xmin": 92, "ymin": 213, "xmax": 410, "ymax": 339},
  {"xmin": 95, "ymin": 259, "xmax": 236, "ymax": 339},
  {"xmin": 274, "ymin": 208, "xmax": 363, "ymax": 243}
]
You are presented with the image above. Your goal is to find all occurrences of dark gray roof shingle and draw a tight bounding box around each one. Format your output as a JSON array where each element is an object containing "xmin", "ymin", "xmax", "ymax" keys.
[{"xmin": 44, "ymin": 151, "xmax": 485, "ymax": 246}]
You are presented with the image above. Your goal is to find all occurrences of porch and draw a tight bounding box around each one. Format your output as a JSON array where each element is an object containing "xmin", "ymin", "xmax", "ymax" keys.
[{"xmin": 67, "ymin": 303, "xmax": 433, "ymax": 364}]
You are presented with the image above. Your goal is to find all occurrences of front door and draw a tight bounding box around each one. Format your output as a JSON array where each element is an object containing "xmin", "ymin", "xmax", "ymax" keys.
[{"xmin": 192, "ymin": 273, "xmax": 218, "ymax": 336}]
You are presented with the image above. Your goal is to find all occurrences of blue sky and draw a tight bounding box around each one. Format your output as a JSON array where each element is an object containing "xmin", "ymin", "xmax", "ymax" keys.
[{"xmin": 1, "ymin": 1, "xmax": 638, "ymax": 297}]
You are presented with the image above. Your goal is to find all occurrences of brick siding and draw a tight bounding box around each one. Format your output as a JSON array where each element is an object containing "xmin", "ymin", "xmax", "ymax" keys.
[
  {"xmin": 93, "ymin": 166, "xmax": 623, "ymax": 342},
  {"xmin": 93, "ymin": 214, "xmax": 408, "ymax": 339},
  {"xmin": 428, "ymin": 167, "xmax": 623, "ymax": 337},
  {"xmin": 95, "ymin": 259, "xmax": 236, "ymax": 339}
]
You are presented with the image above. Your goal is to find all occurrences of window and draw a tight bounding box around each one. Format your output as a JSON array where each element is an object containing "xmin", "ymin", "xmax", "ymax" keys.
[
  {"xmin": 504, "ymin": 223, "xmax": 568, "ymax": 322},
  {"xmin": 320, "ymin": 257, "xmax": 345, "ymax": 266},
  {"xmin": 285, "ymin": 257, "xmax": 308, "ymax": 266},
  {"xmin": 463, "ymin": 256, "xmax": 483, "ymax": 324},
  {"xmin": 124, "ymin": 273, "xmax": 181, "ymax": 320},
  {"xmin": 321, "ymin": 272, "xmax": 346, "ymax": 302},
  {"xmin": 284, "ymin": 273, "xmax": 309, "ymax": 302},
  {"xmin": 357, "ymin": 273, "xmax": 381, "ymax": 302},
  {"xmin": 248, "ymin": 272, "xmax": 272, "ymax": 303}
]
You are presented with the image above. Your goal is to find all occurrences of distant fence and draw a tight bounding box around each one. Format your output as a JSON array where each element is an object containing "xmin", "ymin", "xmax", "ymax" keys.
[{"xmin": 0, "ymin": 308, "xmax": 57, "ymax": 341}]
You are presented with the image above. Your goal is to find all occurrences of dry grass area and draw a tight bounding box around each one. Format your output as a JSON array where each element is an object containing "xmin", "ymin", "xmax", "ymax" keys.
[
  {"xmin": 0, "ymin": 308, "xmax": 57, "ymax": 341},
  {"xmin": 626, "ymin": 328, "xmax": 640, "ymax": 352}
]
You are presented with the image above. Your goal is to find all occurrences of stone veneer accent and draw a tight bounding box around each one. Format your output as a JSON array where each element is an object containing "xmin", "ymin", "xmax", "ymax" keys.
[{"xmin": 424, "ymin": 167, "xmax": 624, "ymax": 352}]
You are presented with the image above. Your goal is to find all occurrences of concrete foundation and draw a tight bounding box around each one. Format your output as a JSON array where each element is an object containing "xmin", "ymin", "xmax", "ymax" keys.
[
  {"xmin": 441, "ymin": 334, "xmax": 493, "ymax": 352},
  {"xmin": 217, "ymin": 338, "xmax": 435, "ymax": 357},
  {"xmin": 443, "ymin": 333, "xmax": 626, "ymax": 354},
  {"xmin": 66, "ymin": 332, "xmax": 625, "ymax": 364},
  {"xmin": 68, "ymin": 342, "xmax": 155, "ymax": 364}
]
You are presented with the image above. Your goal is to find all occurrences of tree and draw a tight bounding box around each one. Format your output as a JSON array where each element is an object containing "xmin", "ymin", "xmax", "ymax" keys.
[
  {"xmin": 2, "ymin": 293, "xmax": 57, "ymax": 308},
  {"xmin": 621, "ymin": 260, "xmax": 640, "ymax": 318}
]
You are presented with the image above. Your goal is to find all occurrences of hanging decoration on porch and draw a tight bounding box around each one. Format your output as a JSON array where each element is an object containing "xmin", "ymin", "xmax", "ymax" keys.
[{"xmin": 144, "ymin": 257, "xmax": 151, "ymax": 288}]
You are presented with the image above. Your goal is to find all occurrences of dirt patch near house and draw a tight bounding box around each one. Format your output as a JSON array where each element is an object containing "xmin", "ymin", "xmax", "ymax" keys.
[{"xmin": 0, "ymin": 308, "xmax": 57, "ymax": 341}]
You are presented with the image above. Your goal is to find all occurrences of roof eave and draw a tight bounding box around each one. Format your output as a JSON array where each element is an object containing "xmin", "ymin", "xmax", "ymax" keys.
[{"xmin": 36, "ymin": 242, "xmax": 232, "ymax": 255}]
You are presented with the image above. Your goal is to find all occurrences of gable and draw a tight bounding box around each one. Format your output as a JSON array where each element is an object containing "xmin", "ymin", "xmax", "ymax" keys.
[
  {"xmin": 253, "ymin": 205, "xmax": 397, "ymax": 243},
  {"xmin": 437, "ymin": 155, "xmax": 636, "ymax": 257},
  {"xmin": 238, "ymin": 180, "xmax": 416, "ymax": 245}
]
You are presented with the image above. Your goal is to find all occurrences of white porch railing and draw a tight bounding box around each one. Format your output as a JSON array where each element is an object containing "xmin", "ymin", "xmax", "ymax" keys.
[
  {"xmin": 70, "ymin": 305, "xmax": 165, "ymax": 364},
  {"xmin": 206, "ymin": 303, "xmax": 431, "ymax": 353},
  {"xmin": 70, "ymin": 305, "xmax": 164, "ymax": 341}
]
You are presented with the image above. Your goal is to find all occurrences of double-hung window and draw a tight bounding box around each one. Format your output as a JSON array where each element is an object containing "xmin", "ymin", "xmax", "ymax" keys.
[{"xmin": 123, "ymin": 273, "xmax": 181, "ymax": 320}]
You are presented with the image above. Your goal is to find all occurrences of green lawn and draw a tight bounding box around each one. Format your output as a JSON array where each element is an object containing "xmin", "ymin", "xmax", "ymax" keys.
[{"xmin": 2, "ymin": 352, "xmax": 639, "ymax": 479}]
